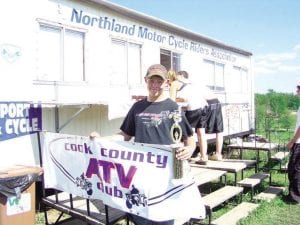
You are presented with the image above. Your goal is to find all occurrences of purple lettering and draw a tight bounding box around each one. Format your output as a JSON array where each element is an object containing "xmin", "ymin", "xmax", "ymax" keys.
[
  {"xmin": 100, "ymin": 147, "xmax": 108, "ymax": 157},
  {"xmin": 86, "ymin": 158, "xmax": 102, "ymax": 181},
  {"xmin": 115, "ymin": 163, "xmax": 137, "ymax": 188},
  {"xmin": 71, "ymin": 144, "xmax": 77, "ymax": 151},
  {"xmin": 84, "ymin": 143, "xmax": 92, "ymax": 154},
  {"xmin": 98, "ymin": 160, "xmax": 115, "ymax": 183},
  {"xmin": 114, "ymin": 186, "xmax": 123, "ymax": 198},
  {"xmin": 133, "ymin": 152, "xmax": 144, "ymax": 162},
  {"xmin": 109, "ymin": 149, "xmax": 119, "ymax": 158},
  {"xmin": 64, "ymin": 143, "xmax": 92, "ymax": 154},
  {"xmin": 65, "ymin": 143, "xmax": 70, "ymax": 150},
  {"xmin": 87, "ymin": 159, "xmax": 136, "ymax": 188},
  {"xmin": 156, "ymin": 155, "xmax": 168, "ymax": 168},
  {"xmin": 120, "ymin": 151, "xmax": 132, "ymax": 160},
  {"xmin": 146, "ymin": 152, "xmax": 155, "ymax": 164}
]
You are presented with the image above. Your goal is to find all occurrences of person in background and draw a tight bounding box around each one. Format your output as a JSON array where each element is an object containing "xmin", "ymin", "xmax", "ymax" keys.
[
  {"xmin": 168, "ymin": 70, "xmax": 209, "ymax": 164},
  {"xmin": 167, "ymin": 69, "xmax": 177, "ymax": 86},
  {"xmin": 91, "ymin": 64, "xmax": 196, "ymax": 224},
  {"xmin": 204, "ymin": 88, "xmax": 224, "ymax": 161},
  {"xmin": 286, "ymin": 83, "xmax": 300, "ymax": 203},
  {"xmin": 166, "ymin": 69, "xmax": 178, "ymax": 101}
]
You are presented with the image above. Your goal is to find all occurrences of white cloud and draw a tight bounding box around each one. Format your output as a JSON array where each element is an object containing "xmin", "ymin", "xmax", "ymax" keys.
[
  {"xmin": 277, "ymin": 65, "xmax": 300, "ymax": 72},
  {"xmin": 255, "ymin": 52, "xmax": 297, "ymax": 61},
  {"xmin": 294, "ymin": 43, "xmax": 300, "ymax": 51},
  {"xmin": 254, "ymin": 66, "xmax": 275, "ymax": 75},
  {"xmin": 254, "ymin": 48, "xmax": 300, "ymax": 76},
  {"xmin": 255, "ymin": 59, "xmax": 282, "ymax": 68}
]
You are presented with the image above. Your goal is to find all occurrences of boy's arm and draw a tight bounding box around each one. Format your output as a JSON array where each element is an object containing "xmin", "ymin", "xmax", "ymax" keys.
[{"xmin": 169, "ymin": 82, "xmax": 177, "ymax": 101}]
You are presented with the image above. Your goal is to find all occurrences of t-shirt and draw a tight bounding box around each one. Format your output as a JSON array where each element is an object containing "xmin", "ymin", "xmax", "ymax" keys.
[
  {"xmin": 120, "ymin": 98, "xmax": 193, "ymax": 145},
  {"xmin": 176, "ymin": 81, "xmax": 208, "ymax": 111}
]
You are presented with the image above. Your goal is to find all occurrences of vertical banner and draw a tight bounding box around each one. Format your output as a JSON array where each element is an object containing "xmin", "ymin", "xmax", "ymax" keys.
[
  {"xmin": 0, "ymin": 102, "xmax": 42, "ymax": 142},
  {"xmin": 42, "ymin": 132, "xmax": 205, "ymax": 222}
]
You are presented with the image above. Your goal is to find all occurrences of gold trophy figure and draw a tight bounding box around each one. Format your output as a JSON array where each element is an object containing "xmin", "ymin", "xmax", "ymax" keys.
[{"xmin": 169, "ymin": 110, "xmax": 184, "ymax": 179}]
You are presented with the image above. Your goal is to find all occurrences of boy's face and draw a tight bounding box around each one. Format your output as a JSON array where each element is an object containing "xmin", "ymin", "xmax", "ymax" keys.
[{"xmin": 145, "ymin": 75, "xmax": 166, "ymax": 99}]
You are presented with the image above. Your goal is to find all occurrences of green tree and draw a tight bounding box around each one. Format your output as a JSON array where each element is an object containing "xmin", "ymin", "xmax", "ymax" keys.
[{"xmin": 255, "ymin": 90, "xmax": 299, "ymax": 136}]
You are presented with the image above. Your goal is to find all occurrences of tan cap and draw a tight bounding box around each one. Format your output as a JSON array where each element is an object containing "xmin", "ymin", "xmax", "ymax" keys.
[{"xmin": 145, "ymin": 64, "xmax": 167, "ymax": 80}]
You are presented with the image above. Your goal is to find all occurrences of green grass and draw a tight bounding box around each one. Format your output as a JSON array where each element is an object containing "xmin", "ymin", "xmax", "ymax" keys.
[
  {"xmin": 35, "ymin": 209, "xmax": 71, "ymax": 225},
  {"xmin": 239, "ymin": 198, "xmax": 300, "ymax": 225},
  {"xmin": 235, "ymin": 150, "xmax": 300, "ymax": 225},
  {"xmin": 196, "ymin": 147, "xmax": 299, "ymax": 225}
]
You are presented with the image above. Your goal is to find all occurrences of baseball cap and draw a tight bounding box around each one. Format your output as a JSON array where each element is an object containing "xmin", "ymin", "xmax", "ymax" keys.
[{"xmin": 145, "ymin": 64, "xmax": 167, "ymax": 80}]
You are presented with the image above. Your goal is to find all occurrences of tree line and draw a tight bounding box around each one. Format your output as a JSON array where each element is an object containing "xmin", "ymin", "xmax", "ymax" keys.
[{"xmin": 255, "ymin": 89, "xmax": 299, "ymax": 135}]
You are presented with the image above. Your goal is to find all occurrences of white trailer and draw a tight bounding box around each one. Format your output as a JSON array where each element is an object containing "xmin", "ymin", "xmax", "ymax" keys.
[{"xmin": 0, "ymin": 0, "xmax": 254, "ymax": 166}]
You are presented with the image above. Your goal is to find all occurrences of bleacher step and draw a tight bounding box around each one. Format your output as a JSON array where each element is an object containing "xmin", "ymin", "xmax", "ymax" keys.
[
  {"xmin": 281, "ymin": 161, "xmax": 289, "ymax": 171},
  {"xmin": 43, "ymin": 192, "xmax": 127, "ymax": 224},
  {"xmin": 203, "ymin": 185, "xmax": 244, "ymax": 209},
  {"xmin": 253, "ymin": 186, "xmax": 286, "ymax": 202},
  {"xmin": 237, "ymin": 173, "xmax": 269, "ymax": 188},
  {"xmin": 211, "ymin": 202, "xmax": 258, "ymax": 225},
  {"xmin": 203, "ymin": 185, "xmax": 244, "ymax": 225},
  {"xmin": 270, "ymin": 151, "xmax": 289, "ymax": 161}
]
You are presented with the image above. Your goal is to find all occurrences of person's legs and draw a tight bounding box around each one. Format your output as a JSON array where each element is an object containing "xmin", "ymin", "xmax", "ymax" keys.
[
  {"xmin": 185, "ymin": 108, "xmax": 208, "ymax": 163},
  {"xmin": 215, "ymin": 132, "xmax": 223, "ymax": 158},
  {"xmin": 287, "ymin": 144, "xmax": 300, "ymax": 203},
  {"xmin": 209, "ymin": 100, "xmax": 223, "ymax": 161},
  {"xmin": 208, "ymin": 133, "xmax": 223, "ymax": 161},
  {"xmin": 197, "ymin": 127, "xmax": 208, "ymax": 162}
]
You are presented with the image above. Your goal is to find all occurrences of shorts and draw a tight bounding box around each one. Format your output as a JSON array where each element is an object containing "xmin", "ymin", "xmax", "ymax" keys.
[
  {"xmin": 185, "ymin": 107, "xmax": 209, "ymax": 130},
  {"xmin": 205, "ymin": 98, "xmax": 224, "ymax": 134},
  {"xmin": 288, "ymin": 143, "xmax": 300, "ymax": 203}
]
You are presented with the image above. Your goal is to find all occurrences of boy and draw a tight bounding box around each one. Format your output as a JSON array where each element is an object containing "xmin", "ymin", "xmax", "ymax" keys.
[
  {"xmin": 286, "ymin": 83, "xmax": 300, "ymax": 203},
  {"xmin": 91, "ymin": 64, "xmax": 196, "ymax": 224}
]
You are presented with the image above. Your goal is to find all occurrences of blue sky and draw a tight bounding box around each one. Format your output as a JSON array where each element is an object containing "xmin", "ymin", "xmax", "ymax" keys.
[{"xmin": 109, "ymin": 0, "xmax": 300, "ymax": 94}]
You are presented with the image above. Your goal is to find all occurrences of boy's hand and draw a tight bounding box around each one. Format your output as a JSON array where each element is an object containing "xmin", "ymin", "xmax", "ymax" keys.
[
  {"xmin": 89, "ymin": 131, "xmax": 100, "ymax": 140},
  {"xmin": 176, "ymin": 146, "xmax": 192, "ymax": 160}
]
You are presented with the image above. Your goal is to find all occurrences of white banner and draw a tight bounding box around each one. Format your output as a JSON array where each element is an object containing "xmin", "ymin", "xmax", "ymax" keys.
[{"xmin": 42, "ymin": 132, "xmax": 205, "ymax": 221}]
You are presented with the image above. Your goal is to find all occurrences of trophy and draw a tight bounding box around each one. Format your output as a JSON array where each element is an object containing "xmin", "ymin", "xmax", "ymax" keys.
[{"xmin": 169, "ymin": 110, "xmax": 184, "ymax": 179}]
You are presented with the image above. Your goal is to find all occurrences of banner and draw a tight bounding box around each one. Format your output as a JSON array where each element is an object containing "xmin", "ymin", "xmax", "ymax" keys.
[
  {"xmin": 42, "ymin": 132, "xmax": 205, "ymax": 221},
  {"xmin": 0, "ymin": 102, "xmax": 42, "ymax": 142}
]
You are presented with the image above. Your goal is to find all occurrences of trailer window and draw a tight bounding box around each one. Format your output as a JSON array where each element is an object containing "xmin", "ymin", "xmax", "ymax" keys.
[
  {"xmin": 38, "ymin": 24, "xmax": 85, "ymax": 82},
  {"xmin": 203, "ymin": 59, "xmax": 224, "ymax": 91},
  {"xmin": 110, "ymin": 38, "xmax": 142, "ymax": 86},
  {"xmin": 160, "ymin": 49, "xmax": 181, "ymax": 71},
  {"xmin": 230, "ymin": 66, "xmax": 248, "ymax": 93}
]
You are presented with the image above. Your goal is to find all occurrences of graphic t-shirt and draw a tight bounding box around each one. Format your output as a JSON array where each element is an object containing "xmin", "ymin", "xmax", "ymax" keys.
[{"xmin": 120, "ymin": 98, "xmax": 193, "ymax": 145}]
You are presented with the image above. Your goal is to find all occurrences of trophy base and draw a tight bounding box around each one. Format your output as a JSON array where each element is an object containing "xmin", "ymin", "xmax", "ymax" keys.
[
  {"xmin": 171, "ymin": 160, "xmax": 191, "ymax": 182},
  {"xmin": 171, "ymin": 144, "xmax": 188, "ymax": 179}
]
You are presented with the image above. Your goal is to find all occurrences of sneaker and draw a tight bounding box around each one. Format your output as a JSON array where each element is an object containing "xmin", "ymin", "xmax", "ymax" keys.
[{"xmin": 209, "ymin": 153, "xmax": 223, "ymax": 161}]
